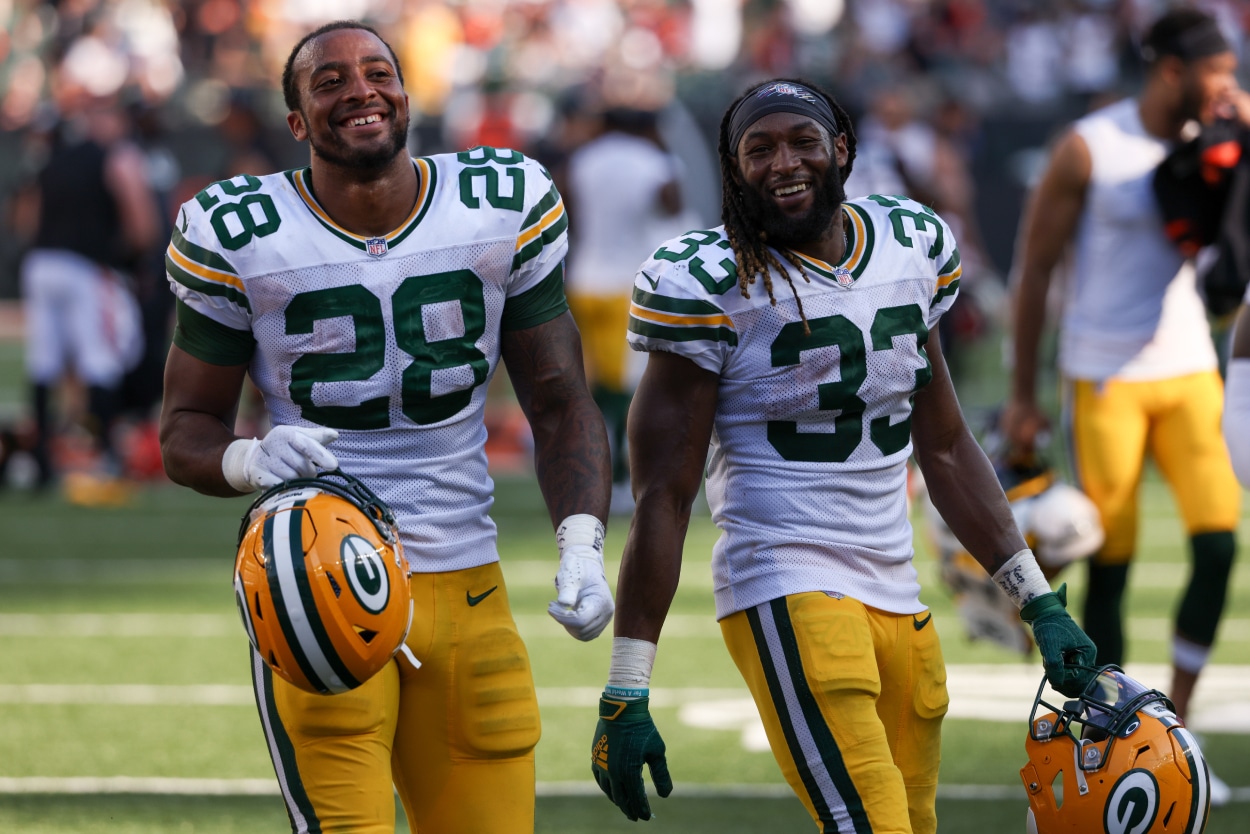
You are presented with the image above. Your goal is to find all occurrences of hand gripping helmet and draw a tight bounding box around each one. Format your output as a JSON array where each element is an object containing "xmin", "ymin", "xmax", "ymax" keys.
[
  {"xmin": 1020, "ymin": 666, "xmax": 1211, "ymax": 834},
  {"xmin": 234, "ymin": 470, "xmax": 413, "ymax": 695}
]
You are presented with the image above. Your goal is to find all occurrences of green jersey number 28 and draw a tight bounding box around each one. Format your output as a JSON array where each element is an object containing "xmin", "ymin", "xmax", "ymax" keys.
[{"xmin": 287, "ymin": 270, "xmax": 488, "ymax": 430}]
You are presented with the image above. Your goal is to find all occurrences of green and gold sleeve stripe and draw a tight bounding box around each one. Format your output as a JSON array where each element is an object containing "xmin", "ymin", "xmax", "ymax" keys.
[
  {"xmin": 287, "ymin": 158, "xmax": 436, "ymax": 251},
  {"xmin": 166, "ymin": 233, "xmax": 250, "ymax": 312},
  {"xmin": 629, "ymin": 288, "xmax": 737, "ymax": 345},
  {"xmin": 512, "ymin": 184, "xmax": 568, "ymax": 271},
  {"xmin": 933, "ymin": 248, "xmax": 962, "ymax": 305}
]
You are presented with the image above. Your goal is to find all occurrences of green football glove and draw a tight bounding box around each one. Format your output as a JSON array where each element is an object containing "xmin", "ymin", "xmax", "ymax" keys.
[
  {"xmin": 1021, "ymin": 583, "xmax": 1099, "ymax": 697},
  {"xmin": 591, "ymin": 695, "xmax": 673, "ymax": 821}
]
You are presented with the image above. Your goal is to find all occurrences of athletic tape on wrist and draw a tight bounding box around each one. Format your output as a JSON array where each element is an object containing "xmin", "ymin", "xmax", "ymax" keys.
[
  {"xmin": 221, "ymin": 437, "xmax": 258, "ymax": 493},
  {"xmin": 992, "ymin": 549, "xmax": 1051, "ymax": 609},
  {"xmin": 557, "ymin": 514, "xmax": 605, "ymax": 554},
  {"xmin": 606, "ymin": 636, "xmax": 657, "ymax": 695}
]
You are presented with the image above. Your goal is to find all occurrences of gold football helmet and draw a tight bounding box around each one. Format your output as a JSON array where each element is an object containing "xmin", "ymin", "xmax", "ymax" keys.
[
  {"xmin": 1021, "ymin": 666, "xmax": 1211, "ymax": 833},
  {"xmin": 234, "ymin": 470, "xmax": 413, "ymax": 694}
]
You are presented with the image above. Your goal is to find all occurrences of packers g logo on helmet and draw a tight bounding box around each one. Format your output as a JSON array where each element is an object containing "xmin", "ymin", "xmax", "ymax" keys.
[
  {"xmin": 234, "ymin": 470, "xmax": 413, "ymax": 695},
  {"xmin": 1020, "ymin": 666, "xmax": 1211, "ymax": 834}
]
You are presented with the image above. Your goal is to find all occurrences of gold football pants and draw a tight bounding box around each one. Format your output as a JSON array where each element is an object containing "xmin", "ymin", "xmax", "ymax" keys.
[
  {"xmin": 1065, "ymin": 371, "xmax": 1241, "ymax": 563},
  {"xmin": 721, "ymin": 593, "xmax": 948, "ymax": 834},
  {"xmin": 251, "ymin": 561, "xmax": 541, "ymax": 833},
  {"xmin": 567, "ymin": 292, "xmax": 632, "ymax": 392}
]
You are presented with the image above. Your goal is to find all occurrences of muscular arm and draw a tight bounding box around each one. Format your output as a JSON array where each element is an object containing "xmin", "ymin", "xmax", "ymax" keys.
[
  {"xmin": 1225, "ymin": 304, "xmax": 1250, "ymax": 486},
  {"xmin": 913, "ymin": 334, "xmax": 1027, "ymax": 576},
  {"xmin": 105, "ymin": 142, "xmax": 162, "ymax": 257},
  {"xmin": 1004, "ymin": 129, "xmax": 1090, "ymax": 448},
  {"xmin": 502, "ymin": 311, "xmax": 611, "ymax": 527},
  {"xmin": 1233, "ymin": 304, "xmax": 1250, "ymax": 359},
  {"xmin": 158, "ymin": 343, "xmax": 249, "ymax": 497},
  {"xmin": 613, "ymin": 351, "xmax": 718, "ymax": 643}
]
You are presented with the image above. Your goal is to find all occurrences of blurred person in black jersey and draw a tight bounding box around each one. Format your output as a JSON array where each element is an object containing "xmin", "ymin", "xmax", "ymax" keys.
[{"xmin": 15, "ymin": 87, "xmax": 161, "ymax": 497}]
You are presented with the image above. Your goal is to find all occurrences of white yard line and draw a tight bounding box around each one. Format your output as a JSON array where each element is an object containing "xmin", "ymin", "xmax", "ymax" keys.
[
  {"xmin": 1, "ymin": 664, "xmax": 1247, "ymax": 732},
  {"xmin": 0, "ymin": 776, "xmax": 1245, "ymax": 801},
  {"xmin": 3, "ymin": 611, "xmax": 1250, "ymax": 642},
  {"xmin": 5, "ymin": 558, "xmax": 1250, "ymax": 592}
]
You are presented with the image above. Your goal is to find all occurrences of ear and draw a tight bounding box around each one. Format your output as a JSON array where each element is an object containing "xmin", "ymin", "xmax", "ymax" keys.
[
  {"xmin": 1157, "ymin": 55, "xmax": 1186, "ymax": 88},
  {"xmin": 833, "ymin": 132, "xmax": 849, "ymax": 169},
  {"xmin": 287, "ymin": 110, "xmax": 308, "ymax": 142}
]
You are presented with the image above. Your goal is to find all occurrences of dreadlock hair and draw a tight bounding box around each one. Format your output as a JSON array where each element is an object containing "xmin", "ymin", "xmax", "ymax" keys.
[
  {"xmin": 718, "ymin": 78, "xmax": 857, "ymax": 331},
  {"xmin": 282, "ymin": 21, "xmax": 404, "ymax": 114}
]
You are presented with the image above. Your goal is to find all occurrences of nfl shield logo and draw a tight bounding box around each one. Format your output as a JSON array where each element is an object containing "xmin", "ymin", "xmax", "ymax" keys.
[
  {"xmin": 833, "ymin": 267, "xmax": 854, "ymax": 287},
  {"xmin": 366, "ymin": 237, "xmax": 389, "ymax": 257}
]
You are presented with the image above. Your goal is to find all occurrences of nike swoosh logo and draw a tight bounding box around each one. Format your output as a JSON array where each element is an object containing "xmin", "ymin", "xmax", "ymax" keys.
[
  {"xmin": 913, "ymin": 612, "xmax": 932, "ymax": 631},
  {"xmin": 640, "ymin": 271, "xmax": 659, "ymax": 290},
  {"xmin": 467, "ymin": 586, "xmax": 498, "ymax": 607}
]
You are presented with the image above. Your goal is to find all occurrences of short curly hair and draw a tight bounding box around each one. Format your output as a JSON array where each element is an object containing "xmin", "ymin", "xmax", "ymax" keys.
[{"xmin": 281, "ymin": 21, "xmax": 404, "ymax": 113}]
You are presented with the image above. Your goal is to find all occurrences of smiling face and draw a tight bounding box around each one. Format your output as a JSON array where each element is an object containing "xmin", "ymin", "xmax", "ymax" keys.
[
  {"xmin": 286, "ymin": 27, "xmax": 410, "ymax": 172},
  {"xmin": 734, "ymin": 111, "xmax": 848, "ymax": 251}
]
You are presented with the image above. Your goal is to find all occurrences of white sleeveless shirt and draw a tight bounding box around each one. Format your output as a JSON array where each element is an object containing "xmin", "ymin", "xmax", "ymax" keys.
[{"xmin": 1060, "ymin": 98, "xmax": 1216, "ymax": 381}]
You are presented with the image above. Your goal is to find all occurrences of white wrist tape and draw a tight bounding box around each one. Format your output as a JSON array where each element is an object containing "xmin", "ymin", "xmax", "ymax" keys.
[
  {"xmin": 606, "ymin": 637, "xmax": 657, "ymax": 698},
  {"xmin": 992, "ymin": 549, "xmax": 1051, "ymax": 609},
  {"xmin": 556, "ymin": 513, "xmax": 605, "ymax": 554},
  {"xmin": 1224, "ymin": 358, "xmax": 1250, "ymax": 487},
  {"xmin": 221, "ymin": 437, "xmax": 258, "ymax": 493}
]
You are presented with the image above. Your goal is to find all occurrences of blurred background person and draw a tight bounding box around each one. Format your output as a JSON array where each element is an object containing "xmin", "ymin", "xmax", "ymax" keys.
[
  {"xmin": 12, "ymin": 82, "xmax": 160, "ymax": 500},
  {"xmin": 1002, "ymin": 7, "xmax": 1244, "ymax": 804},
  {"xmin": 564, "ymin": 101, "xmax": 687, "ymax": 514}
]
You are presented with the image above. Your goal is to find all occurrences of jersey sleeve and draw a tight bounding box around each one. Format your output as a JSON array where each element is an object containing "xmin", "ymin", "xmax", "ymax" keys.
[
  {"xmin": 626, "ymin": 232, "xmax": 738, "ymax": 374},
  {"xmin": 893, "ymin": 198, "xmax": 962, "ymax": 329},
  {"xmin": 165, "ymin": 194, "xmax": 256, "ymax": 365},
  {"xmin": 502, "ymin": 152, "xmax": 570, "ymax": 329}
]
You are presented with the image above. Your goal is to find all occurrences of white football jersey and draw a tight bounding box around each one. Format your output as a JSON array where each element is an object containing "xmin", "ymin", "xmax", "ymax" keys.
[
  {"xmin": 627, "ymin": 196, "xmax": 961, "ymax": 617},
  {"xmin": 166, "ymin": 148, "xmax": 569, "ymax": 572}
]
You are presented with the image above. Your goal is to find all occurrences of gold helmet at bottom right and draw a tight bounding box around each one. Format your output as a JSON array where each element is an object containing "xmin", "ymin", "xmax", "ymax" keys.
[{"xmin": 1021, "ymin": 666, "xmax": 1211, "ymax": 834}]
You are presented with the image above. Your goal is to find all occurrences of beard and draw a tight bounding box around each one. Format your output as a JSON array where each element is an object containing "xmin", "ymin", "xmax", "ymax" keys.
[
  {"xmin": 738, "ymin": 163, "xmax": 847, "ymax": 250},
  {"xmin": 309, "ymin": 108, "xmax": 410, "ymax": 171}
]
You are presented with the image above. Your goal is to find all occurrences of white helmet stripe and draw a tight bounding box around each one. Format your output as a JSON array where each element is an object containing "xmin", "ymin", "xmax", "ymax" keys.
[
  {"xmin": 270, "ymin": 500, "xmax": 349, "ymax": 694},
  {"xmin": 233, "ymin": 573, "xmax": 258, "ymax": 649},
  {"xmin": 1173, "ymin": 728, "xmax": 1209, "ymax": 832}
]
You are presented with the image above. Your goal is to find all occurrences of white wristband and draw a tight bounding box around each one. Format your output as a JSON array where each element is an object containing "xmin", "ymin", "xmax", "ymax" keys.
[
  {"xmin": 221, "ymin": 437, "xmax": 258, "ymax": 493},
  {"xmin": 606, "ymin": 636, "xmax": 657, "ymax": 698},
  {"xmin": 556, "ymin": 513, "xmax": 605, "ymax": 554},
  {"xmin": 992, "ymin": 549, "xmax": 1051, "ymax": 609}
]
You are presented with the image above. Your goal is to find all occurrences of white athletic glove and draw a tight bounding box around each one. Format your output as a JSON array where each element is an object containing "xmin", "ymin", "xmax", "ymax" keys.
[
  {"xmin": 221, "ymin": 425, "xmax": 340, "ymax": 493},
  {"xmin": 548, "ymin": 514, "xmax": 614, "ymax": 641}
]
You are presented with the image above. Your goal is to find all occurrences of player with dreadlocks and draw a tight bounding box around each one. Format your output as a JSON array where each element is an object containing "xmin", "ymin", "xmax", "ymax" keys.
[
  {"xmin": 718, "ymin": 78, "xmax": 858, "ymax": 331},
  {"xmin": 588, "ymin": 78, "xmax": 1097, "ymax": 832}
]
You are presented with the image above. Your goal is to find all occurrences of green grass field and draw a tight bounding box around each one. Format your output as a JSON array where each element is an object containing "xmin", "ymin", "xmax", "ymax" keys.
[{"xmin": 1, "ymin": 469, "xmax": 1248, "ymax": 833}]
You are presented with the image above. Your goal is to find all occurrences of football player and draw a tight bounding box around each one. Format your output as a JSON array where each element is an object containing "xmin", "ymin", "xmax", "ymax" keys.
[
  {"xmin": 588, "ymin": 78, "xmax": 1098, "ymax": 833},
  {"xmin": 1003, "ymin": 11, "xmax": 1242, "ymax": 804},
  {"xmin": 158, "ymin": 21, "xmax": 612, "ymax": 834}
]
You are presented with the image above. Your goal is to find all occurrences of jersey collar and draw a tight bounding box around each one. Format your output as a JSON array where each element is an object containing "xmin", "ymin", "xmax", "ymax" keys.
[
  {"xmin": 286, "ymin": 158, "xmax": 437, "ymax": 254},
  {"xmin": 787, "ymin": 204, "xmax": 873, "ymax": 283}
]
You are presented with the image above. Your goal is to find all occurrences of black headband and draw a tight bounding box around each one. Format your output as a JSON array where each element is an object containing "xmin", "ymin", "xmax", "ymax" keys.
[
  {"xmin": 728, "ymin": 81, "xmax": 841, "ymax": 155},
  {"xmin": 1142, "ymin": 17, "xmax": 1231, "ymax": 62}
]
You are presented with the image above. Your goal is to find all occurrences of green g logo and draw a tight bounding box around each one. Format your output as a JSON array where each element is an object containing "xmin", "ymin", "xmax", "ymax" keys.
[{"xmin": 341, "ymin": 534, "xmax": 390, "ymax": 614}]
